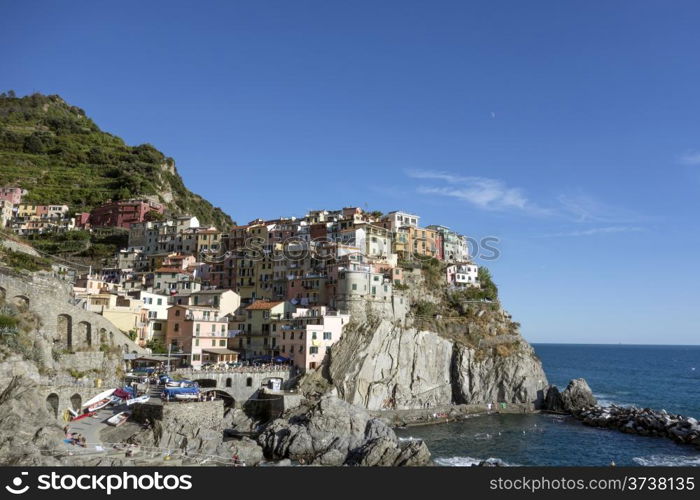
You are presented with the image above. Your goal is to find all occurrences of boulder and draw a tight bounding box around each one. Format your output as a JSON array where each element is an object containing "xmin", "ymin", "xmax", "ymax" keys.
[
  {"xmin": 560, "ymin": 379, "xmax": 597, "ymax": 413},
  {"xmin": 543, "ymin": 385, "xmax": 566, "ymax": 412},
  {"xmin": 257, "ymin": 395, "xmax": 430, "ymax": 466}
]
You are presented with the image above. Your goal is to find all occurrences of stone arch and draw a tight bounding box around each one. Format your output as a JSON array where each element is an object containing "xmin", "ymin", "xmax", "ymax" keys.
[
  {"xmin": 225, "ymin": 377, "xmax": 232, "ymax": 388},
  {"xmin": 99, "ymin": 328, "xmax": 107, "ymax": 344},
  {"xmin": 70, "ymin": 393, "xmax": 82, "ymax": 412},
  {"xmin": 194, "ymin": 378, "xmax": 217, "ymax": 388},
  {"xmin": 123, "ymin": 344, "xmax": 129, "ymax": 353},
  {"xmin": 246, "ymin": 377, "xmax": 253, "ymax": 387},
  {"xmin": 12, "ymin": 295, "xmax": 29, "ymax": 310},
  {"xmin": 46, "ymin": 393, "xmax": 59, "ymax": 419},
  {"xmin": 202, "ymin": 389, "xmax": 234, "ymax": 408},
  {"xmin": 58, "ymin": 314, "xmax": 73, "ymax": 350},
  {"xmin": 78, "ymin": 321, "xmax": 91, "ymax": 348}
]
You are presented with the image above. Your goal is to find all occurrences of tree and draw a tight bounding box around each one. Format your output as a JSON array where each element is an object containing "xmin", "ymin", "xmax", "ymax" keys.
[
  {"xmin": 478, "ymin": 267, "xmax": 498, "ymax": 300},
  {"xmin": 144, "ymin": 210, "xmax": 165, "ymax": 222},
  {"xmin": 146, "ymin": 338, "xmax": 167, "ymax": 354}
]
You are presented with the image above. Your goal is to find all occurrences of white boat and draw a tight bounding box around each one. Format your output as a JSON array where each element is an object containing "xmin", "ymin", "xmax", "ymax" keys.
[
  {"xmin": 82, "ymin": 389, "xmax": 116, "ymax": 411},
  {"xmin": 88, "ymin": 398, "xmax": 113, "ymax": 412},
  {"xmin": 125, "ymin": 395, "xmax": 150, "ymax": 406},
  {"xmin": 107, "ymin": 411, "xmax": 130, "ymax": 427}
]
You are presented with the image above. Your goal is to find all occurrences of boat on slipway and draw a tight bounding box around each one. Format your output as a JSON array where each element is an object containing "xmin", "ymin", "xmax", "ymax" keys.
[
  {"xmin": 107, "ymin": 411, "xmax": 130, "ymax": 427},
  {"xmin": 81, "ymin": 389, "xmax": 116, "ymax": 412}
]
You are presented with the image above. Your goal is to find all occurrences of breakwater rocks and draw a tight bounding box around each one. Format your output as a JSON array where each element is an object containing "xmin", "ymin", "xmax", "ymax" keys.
[
  {"xmin": 576, "ymin": 406, "xmax": 700, "ymax": 447},
  {"xmin": 545, "ymin": 378, "xmax": 700, "ymax": 449}
]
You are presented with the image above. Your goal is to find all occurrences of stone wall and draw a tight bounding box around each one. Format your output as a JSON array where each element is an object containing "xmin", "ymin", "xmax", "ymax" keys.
[
  {"xmin": 162, "ymin": 400, "xmax": 224, "ymax": 429},
  {"xmin": 131, "ymin": 402, "xmax": 163, "ymax": 423},
  {"xmin": 0, "ymin": 268, "xmax": 144, "ymax": 354},
  {"xmin": 59, "ymin": 352, "xmax": 105, "ymax": 372}
]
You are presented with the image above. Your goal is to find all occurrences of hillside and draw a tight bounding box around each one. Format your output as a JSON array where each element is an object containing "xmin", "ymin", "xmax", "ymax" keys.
[{"xmin": 0, "ymin": 92, "xmax": 234, "ymax": 229}]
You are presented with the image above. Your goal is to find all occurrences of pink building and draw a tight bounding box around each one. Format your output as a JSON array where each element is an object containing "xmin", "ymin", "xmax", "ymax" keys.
[
  {"xmin": 166, "ymin": 305, "xmax": 237, "ymax": 367},
  {"xmin": 275, "ymin": 306, "xmax": 349, "ymax": 370},
  {"xmin": 0, "ymin": 187, "xmax": 24, "ymax": 205},
  {"xmin": 75, "ymin": 212, "xmax": 91, "ymax": 228}
]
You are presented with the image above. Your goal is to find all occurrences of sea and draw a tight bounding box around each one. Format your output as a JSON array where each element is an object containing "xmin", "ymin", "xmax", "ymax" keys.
[{"xmin": 395, "ymin": 344, "xmax": 700, "ymax": 466}]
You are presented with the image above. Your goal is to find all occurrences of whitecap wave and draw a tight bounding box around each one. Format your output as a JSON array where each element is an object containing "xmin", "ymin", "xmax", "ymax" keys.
[
  {"xmin": 633, "ymin": 455, "xmax": 700, "ymax": 467},
  {"xmin": 435, "ymin": 456, "xmax": 517, "ymax": 467},
  {"xmin": 398, "ymin": 436, "xmax": 422, "ymax": 442}
]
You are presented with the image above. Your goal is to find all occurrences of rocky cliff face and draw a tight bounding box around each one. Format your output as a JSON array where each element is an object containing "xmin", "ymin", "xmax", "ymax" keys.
[
  {"xmin": 258, "ymin": 395, "xmax": 430, "ymax": 466},
  {"xmin": 324, "ymin": 307, "xmax": 548, "ymax": 411}
]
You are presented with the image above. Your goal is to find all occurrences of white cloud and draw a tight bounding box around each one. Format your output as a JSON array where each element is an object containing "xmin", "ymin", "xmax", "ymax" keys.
[
  {"xmin": 407, "ymin": 169, "xmax": 548, "ymax": 214},
  {"xmin": 679, "ymin": 151, "xmax": 700, "ymax": 166},
  {"xmin": 556, "ymin": 193, "xmax": 650, "ymax": 224}
]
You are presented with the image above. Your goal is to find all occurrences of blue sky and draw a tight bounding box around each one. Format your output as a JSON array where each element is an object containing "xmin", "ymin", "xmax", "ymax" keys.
[{"xmin": 2, "ymin": 1, "xmax": 700, "ymax": 344}]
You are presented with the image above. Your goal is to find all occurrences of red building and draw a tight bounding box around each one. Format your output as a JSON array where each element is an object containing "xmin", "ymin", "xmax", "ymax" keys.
[{"xmin": 89, "ymin": 200, "xmax": 164, "ymax": 229}]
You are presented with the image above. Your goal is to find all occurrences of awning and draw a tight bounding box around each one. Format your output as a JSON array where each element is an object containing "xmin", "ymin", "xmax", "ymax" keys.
[
  {"xmin": 133, "ymin": 355, "xmax": 171, "ymax": 362},
  {"xmin": 202, "ymin": 348, "xmax": 239, "ymax": 355}
]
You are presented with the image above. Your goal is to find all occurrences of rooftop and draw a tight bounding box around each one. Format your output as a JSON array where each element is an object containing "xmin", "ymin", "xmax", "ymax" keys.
[{"xmin": 245, "ymin": 300, "xmax": 284, "ymax": 310}]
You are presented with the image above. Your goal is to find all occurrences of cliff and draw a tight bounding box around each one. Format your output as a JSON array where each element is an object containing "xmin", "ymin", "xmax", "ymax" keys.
[{"xmin": 315, "ymin": 265, "xmax": 548, "ymax": 411}]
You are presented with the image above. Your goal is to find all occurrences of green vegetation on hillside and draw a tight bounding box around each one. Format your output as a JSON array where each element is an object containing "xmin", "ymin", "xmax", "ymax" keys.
[
  {"xmin": 0, "ymin": 247, "xmax": 51, "ymax": 272},
  {"xmin": 25, "ymin": 229, "xmax": 128, "ymax": 260},
  {"xmin": 0, "ymin": 92, "xmax": 234, "ymax": 228}
]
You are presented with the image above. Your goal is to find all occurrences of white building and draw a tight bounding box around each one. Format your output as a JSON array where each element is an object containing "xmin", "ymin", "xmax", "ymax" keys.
[
  {"xmin": 381, "ymin": 211, "xmax": 420, "ymax": 231},
  {"xmin": 132, "ymin": 290, "xmax": 170, "ymax": 342},
  {"xmin": 446, "ymin": 262, "xmax": 480, "ymax": 288}
]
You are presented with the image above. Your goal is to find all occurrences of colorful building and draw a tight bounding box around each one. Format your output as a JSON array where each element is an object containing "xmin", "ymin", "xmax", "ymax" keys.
[
  {"xmin": 275, "ymin": 306, "xmax": 350, "ymax": 370},
  {"xmin": 89, "ymin": 199, "xmax": 164, "ymax": 229}
]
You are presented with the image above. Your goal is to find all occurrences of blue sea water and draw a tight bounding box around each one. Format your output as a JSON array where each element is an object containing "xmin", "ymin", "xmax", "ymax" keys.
[{"xmin": 395, "ymin": 344, "xmax": 700, "ymax": 466}]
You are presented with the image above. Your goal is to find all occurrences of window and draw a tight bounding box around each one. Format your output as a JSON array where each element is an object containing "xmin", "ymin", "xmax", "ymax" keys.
[
  {"xmin": 195, "ymin": 324, "xmax": 200, "ymax": 334},
  {"xmin": 157, "ymin": 298, "xmax": 162, "ymax": 305},
  {"xmin": 174, "ymin": 324, "xmax": 179, "ymax": 332},
  {"xmin": 351, "ymin": 283, "xmax": 357, "ymax": 291},
  {"xmin": 312, "ymin": 332, "xmax": 317, "ymax": 340},
  {"xmin": 175, "ymin": 309, "xmax": 180, "ymax": 316},
  {"xmin": 195, "ymin": 339, "xmax": 199, "ymax": 346},
  {"xmin": 153, "ymin": 323, "xmax": 162, "ymax": 331},
  {"xmin": 323, "ymin": 331, "xmax": 332, "ymax": 340},
  {"xmin": 211, "ymin": 339, "xmax": 216, "ymax": 346},
  {"xmin": 298, "ymin": 345, "xmax": 303, "ymax": 352},
  {"xmin": 220, "ymin": 339, "xmax": 226, "ymax": 346},
  {"xmin": 246, "ymin": 377, "xmax": 252, "ymax": 387},
  {"xmin": 193, "ymin": 354, "xmax": 200, "ymax": 361},
  {"xmin": 310, "ymin": 346, "xmax": 318, "ymax": 354}
]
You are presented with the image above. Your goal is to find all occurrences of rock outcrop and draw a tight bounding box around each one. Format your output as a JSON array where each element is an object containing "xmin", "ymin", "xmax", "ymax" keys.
[
  {"xmin": 544, "ymin": 378, "xmax": 597, "ymax": 413},
  {"xmin": 451, "ymin": 342, "xmax": 547, "ymax": 407},
  {"xmin": 0, "ymin": 376, "xmax": 64, "ymax": 465},
  {"xmin": 325, "ymin": 317, "xmax": 547, "ymax": 411},
  {"xmin": 258, "ymin": 395, "xmax": 431, "ymax": 466}
]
